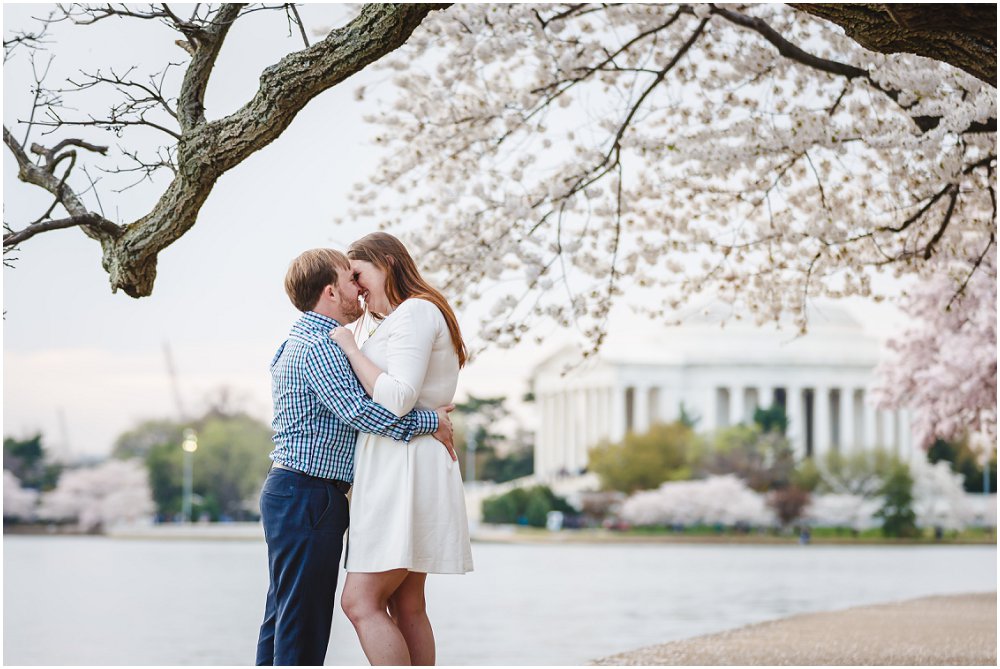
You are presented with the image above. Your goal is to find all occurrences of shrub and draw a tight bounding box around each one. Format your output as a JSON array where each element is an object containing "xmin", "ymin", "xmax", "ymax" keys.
[
  {"xmin": 875, "ymin": 463, "xmax": 919, "ymax": 538},
  {"xmin": 589, "ymin": 421, "xmax": 700, "ymax": 494},
  {"xmin": 481, "ymin": 485, "xmax": 573, "ymax": 527}
]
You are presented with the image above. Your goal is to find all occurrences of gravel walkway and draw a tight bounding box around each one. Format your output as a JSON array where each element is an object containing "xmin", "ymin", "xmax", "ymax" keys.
[{"xmin": 591, "ymin": 592, "xmax": 997, "ymax": 665}]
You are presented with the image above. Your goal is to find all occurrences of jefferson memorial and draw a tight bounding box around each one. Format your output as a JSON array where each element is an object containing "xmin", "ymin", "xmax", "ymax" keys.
[{"xmin": 529, "ymin": 304, "xmax": 915, "ymax": 479}]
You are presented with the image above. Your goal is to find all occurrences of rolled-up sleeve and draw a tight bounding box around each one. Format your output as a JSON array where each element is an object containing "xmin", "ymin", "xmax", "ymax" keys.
[{"xmin": 372, "ymin": 299, "xmax": 439, "ymax": 417}]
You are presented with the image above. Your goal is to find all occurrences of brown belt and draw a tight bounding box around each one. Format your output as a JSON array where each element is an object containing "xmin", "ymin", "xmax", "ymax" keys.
[{"xmin": 271, "ymin": 462, "xmax": 351, "ymax": 495}]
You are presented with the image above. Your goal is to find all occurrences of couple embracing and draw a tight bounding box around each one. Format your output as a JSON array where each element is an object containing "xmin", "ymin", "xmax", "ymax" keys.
[{"xmin": 256, "ymin": 232, "xmax": 474, "ymax": 666}]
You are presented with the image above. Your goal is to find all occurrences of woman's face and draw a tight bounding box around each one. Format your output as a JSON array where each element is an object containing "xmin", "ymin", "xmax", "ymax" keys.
[{"xmin": 351, "ymin": 259, "xmax": 390, "ymax": 314}]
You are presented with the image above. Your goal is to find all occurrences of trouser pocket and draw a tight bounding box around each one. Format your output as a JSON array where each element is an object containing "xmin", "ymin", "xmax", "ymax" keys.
[{"xmin": 309, "ymin": 486, "xmax": 348, "ymax": 534}]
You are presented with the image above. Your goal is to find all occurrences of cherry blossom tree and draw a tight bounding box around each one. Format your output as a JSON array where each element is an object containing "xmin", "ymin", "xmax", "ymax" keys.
[
  {"xmin": 871, "ymin": 246, "xmax": 997, "ymax": 449},
  {"xmin": 909, "ymin": 456, "xmax": 974, "ymax": 531},
  {"xmin": 620, "ymin": 474, "xmax": 776, "ymax": 527},
  {"xmin": 36, "ymin": 459, "xmax": 155, "ymax": 531},
  {"xmin": 802, "ymin": 493, "xmax": 881, "ymax": 531},
  {"xmin": 3, "ymin": 469, "xmax": 40, "ymax": 521},
  {"xmin": 2, "ymin": 4, "xmax": 994, "ymax": 310},
  {"xmin": 345, "ymin": 3, "xmax": 995, "ymax": 352}
]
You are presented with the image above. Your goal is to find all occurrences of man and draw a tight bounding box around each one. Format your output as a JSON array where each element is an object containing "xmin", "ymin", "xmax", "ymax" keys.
[{"xmin": 256, "ymin": 249, "xmax": 456, "ymax": 666}]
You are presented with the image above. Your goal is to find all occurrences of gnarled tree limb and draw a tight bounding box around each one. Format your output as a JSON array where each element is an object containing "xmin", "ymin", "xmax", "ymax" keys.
[
  {"xmin": 5, "ymin": 3, "xmax": 450, "ymax": 297},
  {"xmin": 790, "ymin": 3, "xmax": 997, "ymax": 87}
]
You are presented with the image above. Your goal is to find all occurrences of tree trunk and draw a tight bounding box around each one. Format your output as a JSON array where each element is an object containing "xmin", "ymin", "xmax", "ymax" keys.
[{"xmin": 790, "ymin": 4, "xmax": 997, "ymax": 87}]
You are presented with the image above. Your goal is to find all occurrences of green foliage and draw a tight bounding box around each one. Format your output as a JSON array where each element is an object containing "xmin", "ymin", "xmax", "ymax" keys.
[
  {"xmin": 481, "ymin": 485, "xmax": 573, "ymax": 527},
  {"xmin": 192, "ymin": 414, "xmax": 275, "ymax": 519},
  {"xmin": 112, "ymin": 420, "xmax": 184, "ymax": 460},
  {"xmin": 147, "ymin": 439, "xmax": 185, "ymax": 516},
  {"xmin": 700, "ymin": 424, "xmax": 796, "ymax": 492},
  {"xmin": 3, "ymin": 433, "xmax": 61, "ymax": 490},
  {"xmin": 479, "ymin": 445, "xmax": 534, "ymax": 483},
  {"xmin": 677, "ymin": 403, "xmax": 699, "ymax": 428},
  {"xmin": 752, "ymin": 403, "xmax": 788, "ymax": 435},
  {"xmin": 589, "ymin": 421, "xmax": 699, "ymax": 494},
  {"xmin": 122, "ymin": 411, "xmax": 274, "ymax": 520},
  {"xmin": 454, "ymin": 395, "xmax": 536, "ymax": 483},
  {"xmin": 524, "ymin": 493, "xmax": 551, "ymax": 528},
  {"xmin": 791, "ymin": 457, "xmax": 822, "ymax": 492},
  {"xmin": 928, "ymin": 438, "xmax": 997, "ymax": 493},
  {"xmin": 875, "ymin": 463, "xmax": 919, "ymax": 538}
]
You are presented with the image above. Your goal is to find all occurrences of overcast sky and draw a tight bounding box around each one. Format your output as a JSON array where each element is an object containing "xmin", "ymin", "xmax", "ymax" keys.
[{"xmin": 3, "ymin": 4, "xmax": 909, "ymax": 459}]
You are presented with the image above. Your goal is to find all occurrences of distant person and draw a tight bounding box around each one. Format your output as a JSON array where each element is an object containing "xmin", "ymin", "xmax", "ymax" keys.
[
  {"xmin": 256, "ymin": 249, "xmax": 457, "ymax": 667},
  {"xmin": 331, "ymin": 232, "xmax": 474, "ymax": 665}
]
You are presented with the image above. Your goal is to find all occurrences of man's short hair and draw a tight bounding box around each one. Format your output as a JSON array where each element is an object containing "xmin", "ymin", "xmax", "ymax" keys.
[{"xmin": 284, "ymin": 249, "xmax": 350, "ymax": 312}]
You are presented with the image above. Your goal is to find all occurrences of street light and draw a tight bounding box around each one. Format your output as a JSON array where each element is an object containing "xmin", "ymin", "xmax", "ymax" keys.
[{"xmin": 181, "ymin": 428, "xmax": 198, "ymax": 523}]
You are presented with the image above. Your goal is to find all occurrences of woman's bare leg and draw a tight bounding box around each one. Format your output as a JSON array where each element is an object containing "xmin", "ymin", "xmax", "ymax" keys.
[
  {"xmin": 341, "ymin": 570, "xmax": 411, "ymax": 665},
  {"xmin": 388, "ymin": 572, "xmax": 435, "ymax": 666}
]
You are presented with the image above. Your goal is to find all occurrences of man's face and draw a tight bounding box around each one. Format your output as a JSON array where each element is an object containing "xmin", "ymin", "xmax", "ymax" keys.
[{"xmin": 336, "ymin": 268, "xmax": 364, "ymax": 323}]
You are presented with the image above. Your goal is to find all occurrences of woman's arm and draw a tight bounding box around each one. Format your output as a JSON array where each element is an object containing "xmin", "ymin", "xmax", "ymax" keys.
[
  {"xmin": 371, "ymin": 300, "xmax": 438, "ymax": 416},
  {"xmin": 330, "ymin": 327, "xmax": 383, "ymax": 396}
]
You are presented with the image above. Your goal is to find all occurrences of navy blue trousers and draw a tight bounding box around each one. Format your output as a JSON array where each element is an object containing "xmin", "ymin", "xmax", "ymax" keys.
[{"xmin": 255, "ymin": 468, "xmax": 350, "ymax": 666}]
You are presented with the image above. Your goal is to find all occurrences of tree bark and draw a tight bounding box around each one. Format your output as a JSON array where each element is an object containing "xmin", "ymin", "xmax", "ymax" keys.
[{"xmin": 790, "ymin": 4, "xmax": 997, "ymax": 88}]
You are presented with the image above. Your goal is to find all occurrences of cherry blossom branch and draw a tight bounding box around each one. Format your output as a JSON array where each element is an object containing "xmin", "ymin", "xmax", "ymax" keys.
[
  {"xmin": 948, "ymin": 232, "xmax": 996, "ymax": 310},
  {"xmin": 711, "ymin": 5, "xmax": 997, "ymax": 134}
]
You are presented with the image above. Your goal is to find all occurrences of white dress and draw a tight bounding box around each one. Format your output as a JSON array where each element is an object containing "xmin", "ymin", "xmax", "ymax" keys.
[{"xmin": 345, "ymin": 298, "xmax": 474, "ymax": 574}]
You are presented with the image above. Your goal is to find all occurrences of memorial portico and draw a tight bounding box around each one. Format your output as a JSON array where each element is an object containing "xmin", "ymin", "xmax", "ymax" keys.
[{"xmin": 531, "ymin": 305, "xmax": 915, "ymax": 479}]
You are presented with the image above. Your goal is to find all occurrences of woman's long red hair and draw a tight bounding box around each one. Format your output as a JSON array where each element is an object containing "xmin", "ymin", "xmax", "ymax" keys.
[{"xmin": 348, "ymin": 232, "xmax": 468, "ymax": 368}]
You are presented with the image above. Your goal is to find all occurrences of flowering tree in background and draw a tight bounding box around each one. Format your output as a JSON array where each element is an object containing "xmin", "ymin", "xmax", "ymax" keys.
[
  {"xmin": 803, "ymin": 493, "xmax": 881, "ymax": 531},
  {"xmin": 620, "ymin": 474, "xmax": 775, "ymax": 527},
  {"xmin": 36, "ymin": 459, "xmax": 155, "ymax": 531},
  {"xmin": 3, "ymin": 469, "xmax": 40, "ymax": 522},
  {"xmin": 347, "ymin": 4, "xmax": 994, "ymax": 352},
  {"xmin": 910, "ymin": 456, "xmax": 975, "ymax": 531},
  {"xmin": 813, "ymin": 448, "xmax": 898, "ymax": 497},
  {"xmin": 871, "ymin": 247, "xmax": 997, "ymax": 449}
]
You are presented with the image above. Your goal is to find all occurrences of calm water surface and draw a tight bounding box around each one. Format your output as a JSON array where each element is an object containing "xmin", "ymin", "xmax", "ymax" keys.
[{"xmin": 3, "ymin": 536, "xmax": 996, "ymax": 665}]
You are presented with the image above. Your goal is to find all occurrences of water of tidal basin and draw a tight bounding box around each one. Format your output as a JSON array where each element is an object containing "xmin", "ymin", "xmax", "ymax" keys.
[{"xmin": 3, "ymin": 536, "xmax": 996, "ymax": 665}]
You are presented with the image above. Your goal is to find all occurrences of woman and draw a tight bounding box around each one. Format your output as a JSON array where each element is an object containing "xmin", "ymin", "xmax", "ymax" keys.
[{"xmin": 331, "ymin": 232, "xmax": 474, "ymax": 666}]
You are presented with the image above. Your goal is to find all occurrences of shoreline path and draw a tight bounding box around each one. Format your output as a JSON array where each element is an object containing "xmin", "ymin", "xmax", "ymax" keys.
[{"xmin": 592, "ymin": 592, "xmax": 997, "ymax": 666}]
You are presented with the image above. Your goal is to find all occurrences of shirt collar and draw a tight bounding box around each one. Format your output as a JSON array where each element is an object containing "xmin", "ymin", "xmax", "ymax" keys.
[{"xmin": 298, "ymin": 311, "xmax": 342, "ymax": 332}]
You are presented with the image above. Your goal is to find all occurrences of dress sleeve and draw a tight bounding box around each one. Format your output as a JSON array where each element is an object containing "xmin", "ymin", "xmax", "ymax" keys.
[{"xmin": 372, "ymin": 299, "xmax": 441, "ymax": 417}]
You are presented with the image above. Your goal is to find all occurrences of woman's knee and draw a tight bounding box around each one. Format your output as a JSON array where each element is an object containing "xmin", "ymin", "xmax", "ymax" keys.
[
  {"xmin": 388, "ymin": 589, "xmax": 427, "ymax": 620},
  {"xmin": 341, "ymin": 588, "xmax": 379, "ymax": 625}
]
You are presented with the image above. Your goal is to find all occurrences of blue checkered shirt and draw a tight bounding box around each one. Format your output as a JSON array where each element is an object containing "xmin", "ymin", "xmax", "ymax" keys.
[{"xmin": 269, "ymin": 311, "xmax": 439, "ymax": 482}]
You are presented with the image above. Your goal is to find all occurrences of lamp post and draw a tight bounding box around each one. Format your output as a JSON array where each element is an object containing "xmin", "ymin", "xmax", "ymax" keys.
[{"xmin": 181, "ymin": 428, "xmax": 198, "ymax": 523}]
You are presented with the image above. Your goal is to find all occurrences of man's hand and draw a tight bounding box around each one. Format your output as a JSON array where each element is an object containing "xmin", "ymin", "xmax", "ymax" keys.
[{"xmin": 432, "ymin": 404, "xmax": 457, "ymax": 461}]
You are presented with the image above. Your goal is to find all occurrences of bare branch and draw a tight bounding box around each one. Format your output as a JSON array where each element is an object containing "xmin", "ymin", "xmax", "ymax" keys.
[
  {"xmin": 177, "ymin": 4, "xmax": 244, "ymax": 131},
  {"xmin": 4, "ymin": 125, "xmax": 121, "ymax": 243},
  {"xmin": 3, "ymin": 14, "xmax": 53, "ymax": 62},
  {"xmin": 4, "ymin": 213, "xmax": 118, "ymax": 248},
  {"xmin": 286, "ymin": 4, "xmax": 310, "ymax": 48}
]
